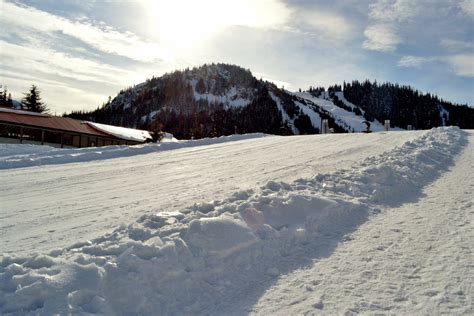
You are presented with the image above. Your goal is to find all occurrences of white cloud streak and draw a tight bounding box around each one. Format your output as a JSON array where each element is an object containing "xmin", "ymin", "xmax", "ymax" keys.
[
  {"xmin": 440, "ymin": 38, "xmax": 474, "ymax": 52},
  {"xmin": 398, "ymin": 56, "xmax": 437, "ymax": 67},
  {"xmin": 398, "ymin": 54, "xmax": 474, "ymax": 77},
  {"xmin": 1, "ymin": 41, "xmax": 134, "ymax": 85},
  {"xmin": 1, "ymin": 1, "xmax": 172, "ymax": 62}
]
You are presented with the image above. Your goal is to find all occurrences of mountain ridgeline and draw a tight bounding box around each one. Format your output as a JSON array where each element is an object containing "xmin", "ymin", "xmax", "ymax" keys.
[{"xmin": 66, "ymin": 63, "xmax": 473, "ymax": 138}]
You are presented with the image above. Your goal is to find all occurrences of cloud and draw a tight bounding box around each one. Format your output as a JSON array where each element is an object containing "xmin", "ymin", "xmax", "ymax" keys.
[
  {"xmin": 0, "ymin": 38, "xmax": 152, "ymax": 113},
  {"xmin": 368, "ymin": 0, "xmax": 419, "ymax": 22},
  {"xmin": 0, "ymin": 40, "xmax": 135, "ymax": 85},
  {"xmin": 440, "ymin": 39, "xmax": 474, "ymax": 52},
  {"xmin": 398, "ymin": 56, "xmax": 437, "ymax": 67},
  {"xmin": 398, "ymin": 54, "xmax": 474, "ymax": 78},
  {"xmin": 447, "ymin": 54, "xmax": 474, "ymax": 77},
  {"xmin": 363, "ymin": 24, "xmax": 401, "ymax": 52},
  {"xmin": 297, "ymin": 10, "xmax": 354, "ymax": 41},
  {"xmin": 363, "ymin": 0, "xmax": 422, "ymax": 52},
  {"xmin": 458, "ymin": 0, "xmax": 474, "ymax": 16},
  {"xmin": 1, "ymin": 1, "xmax": 171, "ymax": 62}
]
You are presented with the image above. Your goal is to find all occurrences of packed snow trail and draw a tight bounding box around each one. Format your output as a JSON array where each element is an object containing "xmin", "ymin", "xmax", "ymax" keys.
[
  {"xmin": 1, "ymin": 131, "xmax": 421, "ymax": 255},
  {"xmin": 250, "ymin": 130, "xmax": 474, "ymax": 315},
  {"xmin": 0, "ymin": 127, "xmax": 468, "ymax": 315}
]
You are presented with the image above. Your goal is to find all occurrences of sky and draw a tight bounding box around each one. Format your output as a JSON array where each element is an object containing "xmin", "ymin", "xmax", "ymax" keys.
[{"xmin": 0, "ymin": 0, "xmax": 473, "ymax": 114}]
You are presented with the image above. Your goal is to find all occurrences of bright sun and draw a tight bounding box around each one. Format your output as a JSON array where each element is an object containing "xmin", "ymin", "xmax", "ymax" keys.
[{"xmin": 146, "ymin": 0, "xmax": 290, "ymax": 50}]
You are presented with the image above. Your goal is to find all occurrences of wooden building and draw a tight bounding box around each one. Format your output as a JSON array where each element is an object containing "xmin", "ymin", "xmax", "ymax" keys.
[{"xmin": 0, "ymin": 108, "xmax": 151, "ymax": 147}]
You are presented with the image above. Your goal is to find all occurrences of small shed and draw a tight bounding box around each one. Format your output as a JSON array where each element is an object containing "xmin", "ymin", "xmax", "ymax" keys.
[{"xmin": 0, "ymin": 108, "xmax": 152, "ymax": 147}]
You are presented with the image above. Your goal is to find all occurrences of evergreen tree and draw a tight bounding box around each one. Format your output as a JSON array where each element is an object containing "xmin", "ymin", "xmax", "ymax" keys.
[
  {"xmin": 21, "ymin": 85, "xmax": 49, "ymax": 113},
  {"xmin": 0, "ymin": 85, "xmax": 13, "ymax": 108},
  {"xmin": 196, "ymin": 78, "xmax": 206, "ymax": 94}
]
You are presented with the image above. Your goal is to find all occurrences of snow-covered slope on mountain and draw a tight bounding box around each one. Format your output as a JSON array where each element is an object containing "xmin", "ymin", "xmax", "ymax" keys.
[
  {"xmin": 1, "ymin": 127, "xmax": 472, "ymax": 315},
  {"xmin": 186, "ymin": 65, "xmax": 256, "ymax": 109},
  {"xmin": 334, "ymin": 91, "xmax": 359, "ymax": 111},
  {"xmin": 109, "ymin": 64, "xmax": 257, "ymax": 114},
  {"xmin": 192, "ymin": 85, "xmax": 253, "ymax": 109},
  {"xmin": 294, "ymin": 91, "xmax": 394, "ymax": 132}
]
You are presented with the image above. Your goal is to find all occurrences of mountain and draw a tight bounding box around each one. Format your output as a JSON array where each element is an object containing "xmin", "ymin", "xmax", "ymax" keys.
[{"xmin": 66, "ymin": 63, "xmax": 474, "ymax": 138}]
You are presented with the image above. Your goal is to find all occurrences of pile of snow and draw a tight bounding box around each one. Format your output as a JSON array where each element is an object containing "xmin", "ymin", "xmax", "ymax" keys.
[
  {"xmin": 0, "ymin": 133, "xmax": 266, "ymax": 169},
  {"xmin": 0, "ymin": 127, "xmax": 465, "ymax": 315},
  {"xmin": 87, "ymin": 122, "xmax": 152, "ymax": 142}
]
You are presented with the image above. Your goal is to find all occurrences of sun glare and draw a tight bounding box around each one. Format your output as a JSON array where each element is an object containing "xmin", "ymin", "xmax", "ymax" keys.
[{"xmin": 145, "ymin": 0, "xmax": 290, "ymax": 50}]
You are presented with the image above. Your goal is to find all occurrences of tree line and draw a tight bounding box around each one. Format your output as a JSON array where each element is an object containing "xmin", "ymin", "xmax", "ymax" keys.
[
  {"xmin": 0, "ymin": 84, "xmax": 49, "ymax": 113},
  {"xmin": 339, "ymin": 80, "xmax": 473, "ymax": 129}
]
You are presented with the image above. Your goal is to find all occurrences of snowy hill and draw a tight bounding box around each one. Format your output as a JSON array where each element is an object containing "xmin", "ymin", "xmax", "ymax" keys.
[
  {"xmin": 65, "ymin": 64, "xmax": 474, "ymax": 139},
  {"xmin": 67, "ymin": 64, "xmax": 313, "ymax": 138},
  {"xmin": 1, "ymin": 127, "xmax": 472, "ymax": 315}
]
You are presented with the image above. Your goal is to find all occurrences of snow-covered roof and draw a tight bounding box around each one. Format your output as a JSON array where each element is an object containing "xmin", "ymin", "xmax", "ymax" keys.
[
  {"xmin": 87, "ymin": 122, "xmax": 152, "ymax": 142},
  {"xmin": 0, "ymin": 107, "xmax": 50, "ymax": 117}
]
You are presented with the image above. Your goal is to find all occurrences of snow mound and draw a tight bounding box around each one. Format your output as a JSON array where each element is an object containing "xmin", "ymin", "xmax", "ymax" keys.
[
  {"xmin": 0, "ymin": 127, "xmax": 465, "ymax": 315},
  {"xmin": 0, "ymin": 133, "xmax": 267, "ymax": 170}
]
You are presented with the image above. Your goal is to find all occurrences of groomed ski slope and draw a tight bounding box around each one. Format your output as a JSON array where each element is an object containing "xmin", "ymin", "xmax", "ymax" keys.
[{"xmin": 0, "ymin": 128, "xmax": 472, "ymax": 315}]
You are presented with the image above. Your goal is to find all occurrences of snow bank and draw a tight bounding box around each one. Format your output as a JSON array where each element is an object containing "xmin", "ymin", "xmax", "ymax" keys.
[
  {"xmin": 0, "ymin": 133, "xmax": 267, "ymax": 170},
  {"xmin": 0, "ymin": 127, "xmax": 465, "ymax": 315}
]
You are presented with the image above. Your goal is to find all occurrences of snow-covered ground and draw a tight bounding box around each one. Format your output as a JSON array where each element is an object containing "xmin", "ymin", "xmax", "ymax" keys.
[
  {"xmin": 1, "ymin": 128, "xmax": 472, "ymax": 315},
  {"xmin": 1, "ymin": 132, "xmax": 418, "ymax": 255}
]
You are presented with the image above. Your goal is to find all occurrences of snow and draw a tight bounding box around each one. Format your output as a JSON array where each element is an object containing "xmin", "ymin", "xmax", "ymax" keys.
[
  {"xmin": 0, "ymin": 133, "xmax": 264, "ymax": 169},
  {"xmin": 0, "ymin": 107, "xmax": 50, "ymax": 117},
  {"xmin": 86, "ymin": 122, "xmax": 152, "ymax": 142},
  {"xmin": 269, "ymin": 92, "xmax": 298, "ymax": 133},
  {"xmin": 140, "ymin": 110, "xmax": 159, "ymax": 123},
  {"xmin": 294, "ymin": 100, "xmax": 322, "ymax": 130},
  {"xmin": 1, "ymin": 127, "xmax": 472, "ymax": 315},
  {"xmin": 334, "ymin": 91, "xmax": 362, "ymax": 112},
  {"xmin": 251, "ymin": 129, "xmax": 474, "ymax": 315},
  {"xmin": 191, "ymin": 81, "xmax": 252, "ymax": 109},
  {"xmin": 440, "ymin": 105, "xmax": 450, "ymax": 126}
]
